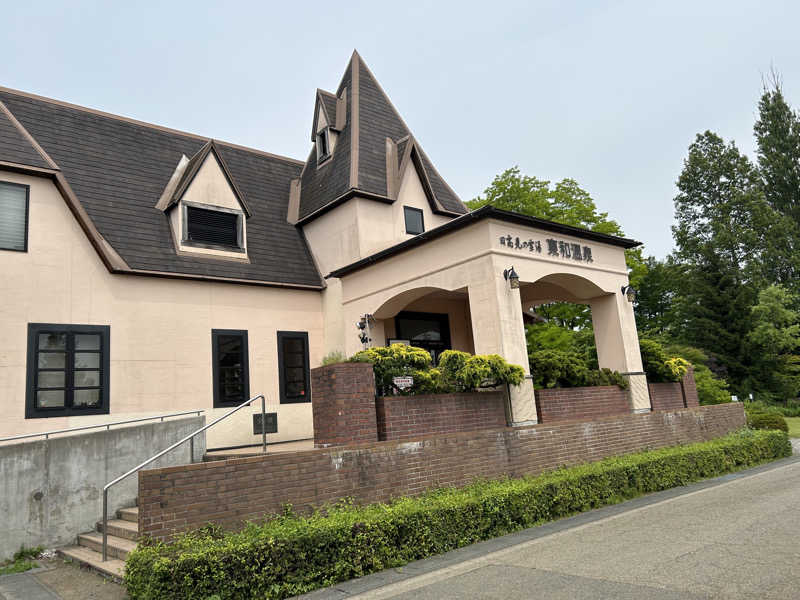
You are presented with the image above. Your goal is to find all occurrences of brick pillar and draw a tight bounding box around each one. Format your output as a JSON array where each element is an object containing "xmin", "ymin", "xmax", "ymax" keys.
[
  {"xmin": 681, "ymin": 366, "xmax": 700, "ymax": 407},
  {"xmin": 311, "ymin": 362, "xmax": 378, "ymax": 447}
]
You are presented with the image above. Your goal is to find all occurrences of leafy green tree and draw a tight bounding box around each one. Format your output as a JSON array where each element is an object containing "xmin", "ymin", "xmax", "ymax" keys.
[
  {"xmin": 633, "ymin": 257, "xmax": 682, "ymax": 336},
  {"xmin": 467, "ymin": 167, "xmax": 647, "ymax": 282},
  {"xmin": 670, "ymin": 131, "xmax": 786, "ymax": 391},
  {"xmin": 745, "ymin": 285, "xmax": 800, "ymax": 402}
]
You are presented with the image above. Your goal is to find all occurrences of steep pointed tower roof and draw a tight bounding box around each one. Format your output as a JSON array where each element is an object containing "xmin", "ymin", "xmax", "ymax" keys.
[{"xmin": 297, "ymin": 51, "xmax": 467, "ymax": 223}]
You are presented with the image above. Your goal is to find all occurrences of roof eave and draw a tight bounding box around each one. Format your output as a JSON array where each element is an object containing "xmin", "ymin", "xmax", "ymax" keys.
[{"xmin": 326, "ymin": 206, "xmax": 641, "ymax": 278}]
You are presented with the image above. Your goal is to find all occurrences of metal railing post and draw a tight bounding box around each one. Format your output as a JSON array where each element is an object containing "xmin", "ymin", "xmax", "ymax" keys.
[
  {"xmin": 100, "ymin": 394, "xmax": 264, "ymax": 561},
  {"xmin": 261, "ymin": 395, "xmax": 267, "ymax": 454},
  {"xmin": 102, "ymin": 490, "xmax": 108, "ymax": 562},
  {"xmin": 189, "ymin": 435, "xmax": 195, "ymax": 464}
]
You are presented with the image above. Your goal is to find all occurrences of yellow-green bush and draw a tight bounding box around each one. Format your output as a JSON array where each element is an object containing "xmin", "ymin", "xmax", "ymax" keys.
[{"xmin": 350, "ymin": 345, "xmax": 524, "ymax": 395}]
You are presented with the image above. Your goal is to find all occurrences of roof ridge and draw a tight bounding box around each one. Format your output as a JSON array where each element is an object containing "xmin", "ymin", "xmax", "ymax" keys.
[
  {"xmin": 355, "ymin": 57, "xmax": 465, "ymax": 210},
  {"xmin": 0, "ymin": 84, "xmax": 305, "ymax": 166}
]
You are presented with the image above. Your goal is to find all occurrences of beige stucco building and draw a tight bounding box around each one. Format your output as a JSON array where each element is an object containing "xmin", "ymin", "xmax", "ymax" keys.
[{"xmin": 0, "ymin": 51, "xmax": 647, "ymax": 448}]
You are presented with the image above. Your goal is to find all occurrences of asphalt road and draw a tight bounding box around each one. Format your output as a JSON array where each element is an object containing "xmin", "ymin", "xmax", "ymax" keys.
[{"xmin": 302, "ymin": 456, "xmax": 800, "ymax": 600}]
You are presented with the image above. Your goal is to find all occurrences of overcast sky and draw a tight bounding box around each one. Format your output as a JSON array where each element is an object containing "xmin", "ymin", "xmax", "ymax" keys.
[{"xmin": 3, "ymin": 1, "xmax": 799, "ymax": 257}]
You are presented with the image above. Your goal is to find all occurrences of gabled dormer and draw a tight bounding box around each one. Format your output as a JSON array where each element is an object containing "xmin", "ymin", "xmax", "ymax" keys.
[
  {"xmin": 311, "ymin": 89, "xmax": 345, "ymax": 166},
  {"xmin": 156, "ymin": 140, "xmax": 251, "ymax": 260}
]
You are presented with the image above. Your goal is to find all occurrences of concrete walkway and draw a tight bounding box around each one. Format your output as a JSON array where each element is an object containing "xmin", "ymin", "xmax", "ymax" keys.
[{"xmin": 298, "ymin": 456, "xmax": 800, "ymax": 600}]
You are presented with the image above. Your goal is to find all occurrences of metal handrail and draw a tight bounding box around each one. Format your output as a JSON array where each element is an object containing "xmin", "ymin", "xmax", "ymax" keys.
[
  {"xmin": 0, "ymin": 410, "xmax": 204, "ymax": 443},
  {"xmin": 101, "ymin": 393, "xmax": 267, "ymax": 561}
]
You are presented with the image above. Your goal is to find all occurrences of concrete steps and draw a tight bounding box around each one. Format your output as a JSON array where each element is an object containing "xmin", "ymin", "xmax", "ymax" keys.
[{"xmin": 57, "ymin": 502, "xmax": 140, "ymax": 580}]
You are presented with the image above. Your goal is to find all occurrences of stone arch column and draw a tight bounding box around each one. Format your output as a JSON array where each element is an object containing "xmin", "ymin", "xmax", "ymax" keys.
[
  {"xmin": 467, "ymin": 255, "xmax": 538, "ymax": 425},
  {"xmin": 590, "ymin": 292, "xmax": 650, "ymax": 412}
]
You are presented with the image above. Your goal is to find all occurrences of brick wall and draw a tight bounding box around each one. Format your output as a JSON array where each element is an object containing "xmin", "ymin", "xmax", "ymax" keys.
[
  {"xmin": 535, "ymin": 386, "xmax": 630, "ymax": 423},
  {"xmin": 649, "ymin": 368, "xmax": 700, "ymax": 411},
  {"xmin": 138, "ymin": 403, "xmax": 745, "ymax": 542},
  {"xmin": 682, "ymin": 367, "xmax": 700, "ymax": 407},
  {"xmin": 649, "ymin": 382, "xmax": 685, "ymax": 411},
  {"xmin": 311, "ymin": 363, "xmax": 377, "ymax": 447},
  {"xmin": 376, "ymin": 392, "xmax": 507, "ymax": 441}
]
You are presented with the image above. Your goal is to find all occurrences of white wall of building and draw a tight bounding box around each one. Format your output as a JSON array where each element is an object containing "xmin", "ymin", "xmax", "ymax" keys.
[{"xmin": 0, "ymin": 171, "xmax": 323, "ymax": 447}]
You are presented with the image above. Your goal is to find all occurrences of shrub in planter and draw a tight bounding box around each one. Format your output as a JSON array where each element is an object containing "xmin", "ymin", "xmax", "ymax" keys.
[
  {"xmin": 747, "ymin": 411, "xmax": 789, "ymax": 432},
  {"xmin": 350, "ymin": 345, "xmax": 524, "ymax": 395},
  {"xmin": 438, "ymin": 350, "xmax": 525, "ymax": 391},
  {"xmin": 528, "ymin": 350, "xmax": 628, "ymax": 389}
]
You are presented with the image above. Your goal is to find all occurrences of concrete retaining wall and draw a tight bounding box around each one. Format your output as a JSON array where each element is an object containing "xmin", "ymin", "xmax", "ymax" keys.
[{"xmin": 0, "ymin": 415, "xmax": 205, "ymax": 560}]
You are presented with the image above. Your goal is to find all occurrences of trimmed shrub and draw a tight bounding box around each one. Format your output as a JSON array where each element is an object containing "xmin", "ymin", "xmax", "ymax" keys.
[
  {"xmin": 320, "ymin": 351, "xmax": 346, "ymax": 366},
  {"xmin": 528, "ymin": 350, "xmax": 628, "ymax": 389},
  {"xmin": 124, "ymin": 430, "xmax": 790, "ymax": 600},
  {"xmin": 350, "ymin": 345, "xmax": 524, "ymax": 395},
  {"xmin": 747, "ymin": 411, "xmax": 789, "ymax": 432}
]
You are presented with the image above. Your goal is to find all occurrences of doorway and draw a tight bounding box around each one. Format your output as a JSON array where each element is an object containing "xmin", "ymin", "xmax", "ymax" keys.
[{"xmin": 394, "ymin": 311, "xmax": 452, "ymax": 364}]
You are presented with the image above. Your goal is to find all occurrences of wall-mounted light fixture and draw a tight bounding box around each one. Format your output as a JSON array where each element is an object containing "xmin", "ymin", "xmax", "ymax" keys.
[
  {"xmin": 621, "ymin": 285, "xmax": 637, "ymax": 303},
  {"xmin": 356, "ymin": 314, "xmax": 373, "ymax": 346},
  {"xmin": 503, "ymin": 266, "xmax": 520, "ymax": 289}
]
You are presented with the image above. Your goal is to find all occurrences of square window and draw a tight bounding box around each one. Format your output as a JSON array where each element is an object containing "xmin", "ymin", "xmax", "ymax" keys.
[
  {"xmin": 404, "ymin": 206, "xmax": 424, "ymax": 235},
  {"xmin": 26, "ymin": 324, "xmax": 110, "ymax": 418},
  {"xmin": 0, "ymin": 181, "xmax": 29, "ymax": 252},
  {"xmin": 278, "ymin": 331, "xmax": 310, "ymax": 404}
]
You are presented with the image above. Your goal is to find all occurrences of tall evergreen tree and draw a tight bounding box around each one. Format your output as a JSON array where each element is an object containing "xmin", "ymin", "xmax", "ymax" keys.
[
  {"xmin": 754, "ymin": 75, "xmax": 800, "ymax": 222},
  {"xmin": 671, "ymin": 132, "xmax": 768, "ymax": 391}
]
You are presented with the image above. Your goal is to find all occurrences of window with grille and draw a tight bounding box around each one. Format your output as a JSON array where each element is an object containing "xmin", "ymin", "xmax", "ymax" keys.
[
  {"xmin": 212, "ymin": 330, "xmax": 249, "ymax": 407},
  {"xmin": 277, "ymin": 331, "xmax": 310, "ymax": 404},
  {"xmin": 26, "ymin": 324, "xmax": 110, "ymax": 418},
  {"xmin": 185, "ymin": 205, "xmax": 242, "ymax": 249}
]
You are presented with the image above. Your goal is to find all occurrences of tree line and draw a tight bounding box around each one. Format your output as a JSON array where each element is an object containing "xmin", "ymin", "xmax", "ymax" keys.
[{"xmin": 468, "ymin": 74, "xmax": 800, "ymax": 405}]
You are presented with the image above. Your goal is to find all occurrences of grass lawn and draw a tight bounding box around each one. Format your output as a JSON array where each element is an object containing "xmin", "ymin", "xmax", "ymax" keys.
[{"xmin": 785, "ymin": 417, "xmax": 800, "ymax": 438}]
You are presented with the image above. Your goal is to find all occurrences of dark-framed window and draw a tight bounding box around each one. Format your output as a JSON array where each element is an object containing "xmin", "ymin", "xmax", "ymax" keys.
[
  {"xmin": 183, "ymin": 203, "xmax": 244, "ymax": 251},
  {"xmin": 0, "ymin": 181, "xmax": 30, "ymax": 252},
  {"xmin": 403, "ymin": 206, "xmax": 424, "ymax": 235},
  {"xmin": 395, "ymin": 311, "xmax": 451, "ymax": 365},
  {"xmin": 277, "ymin": 331, "xmax": 311, "ymax": 404},
  {"xmin": 212, "ymin": 329, "xmax": 250, "ymax": 407},
  {"xmin": 26, "ymin": 324, "xmax": 110, "ymax": 418},
  {"xmin": 316, "ymin": 128, "xmax": 331, "ymax": 163}
]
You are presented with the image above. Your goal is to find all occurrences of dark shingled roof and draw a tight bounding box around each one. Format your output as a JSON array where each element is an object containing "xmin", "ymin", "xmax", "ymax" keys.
[
  {"xmin": 298, "ymin": 63, "xmax": 355, "ymax": 219},
  {"xmin": 297, "ymin": 53, "xmax": 467, "ymax": 222},
  {"xmin": 319, "ymin": 92, "xmax": 338, "ymax": 130},
  {"xmin": 0, "ymin": 103, "xmax": 51, "ymax": 169},
  {"xmin": 0, "ymin": 89, "xmax": 323, "ymax": 288}
]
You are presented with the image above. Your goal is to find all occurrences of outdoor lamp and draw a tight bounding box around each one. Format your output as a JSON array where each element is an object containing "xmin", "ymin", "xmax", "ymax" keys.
[
  {"xmin": 503, "ymin": 266, "xmax": 520, "ymax": 289},
  {"xmin": 621, "ymin": 285, "xmax": 637, "ymax": 303}
]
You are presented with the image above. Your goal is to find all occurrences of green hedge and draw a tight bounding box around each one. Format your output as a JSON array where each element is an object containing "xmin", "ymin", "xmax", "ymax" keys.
[
  {"xmin": 747, "ymin": 411, "xmax": 789, "ymax": 432},
  {"xmin": 124, "ymin": 430, "xmax": 790, "ymax": 600}
]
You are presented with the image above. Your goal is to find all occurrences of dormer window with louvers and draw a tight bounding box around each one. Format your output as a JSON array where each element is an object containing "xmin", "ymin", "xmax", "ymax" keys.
[
  {"xmin": 184, "ymin": 204, "xmax": 243, "ymax": 251},
  {"xmin": 156, "ymin": 140, "xmax": 252, "ymax": 261}
]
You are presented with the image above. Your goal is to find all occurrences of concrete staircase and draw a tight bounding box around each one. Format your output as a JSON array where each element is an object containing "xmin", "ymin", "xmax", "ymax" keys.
[{"xmin": 59, "ymin": 503, "xmax": 139, "ymax": 579}]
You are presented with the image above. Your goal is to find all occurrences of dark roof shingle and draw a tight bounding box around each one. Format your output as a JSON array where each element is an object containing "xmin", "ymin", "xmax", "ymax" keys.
[
  {"xmin": 0, "ymin": 103, "xmax": 51, "ymax": 169},
  {"xmin": 0, "ymin": 90, "xmax": 322, "ymax": 287}
]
